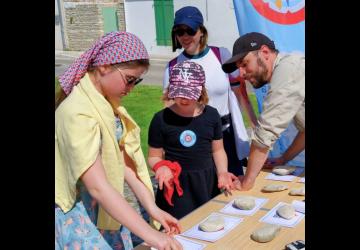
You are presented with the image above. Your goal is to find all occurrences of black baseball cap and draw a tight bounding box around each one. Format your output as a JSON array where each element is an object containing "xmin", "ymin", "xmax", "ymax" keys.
[{"xmin": 222, "ymin": 32, "xmax": 276, "ymax": 73}]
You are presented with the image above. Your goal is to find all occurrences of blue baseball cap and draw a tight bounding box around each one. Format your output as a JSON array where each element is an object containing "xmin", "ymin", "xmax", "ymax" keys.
[{"xmin": 173, "ymin": 6, "xmax": 203, "ymax": 31}]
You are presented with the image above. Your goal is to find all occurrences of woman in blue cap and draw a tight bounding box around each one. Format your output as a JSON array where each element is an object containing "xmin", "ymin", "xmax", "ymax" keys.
[{"xmin": 158, "ymin": 6, "xmax": 258, "ymax": 187}]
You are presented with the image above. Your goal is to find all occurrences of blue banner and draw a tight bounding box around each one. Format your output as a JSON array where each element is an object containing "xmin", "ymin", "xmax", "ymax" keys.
[{"xmin": 233, "ymin": 0, "xmax": 305, "ymax": 167}]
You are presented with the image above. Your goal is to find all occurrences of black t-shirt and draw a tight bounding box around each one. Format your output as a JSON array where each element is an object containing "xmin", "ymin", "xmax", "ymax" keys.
[{"xmin": 148, "ymin": 105, "xmax": 223, "ymax": 171}]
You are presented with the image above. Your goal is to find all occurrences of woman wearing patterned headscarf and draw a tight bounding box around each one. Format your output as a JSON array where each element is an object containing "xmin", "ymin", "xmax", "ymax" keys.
[{"xmin": 55, "ymin": 31, "xmax": 182, "ymax": 250}]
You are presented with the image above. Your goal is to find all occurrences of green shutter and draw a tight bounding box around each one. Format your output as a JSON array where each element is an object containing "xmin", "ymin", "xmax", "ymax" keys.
[
  {"xmin": 154, "ymin": 0, "xmax": 174, "ymax": 46},
  {"xmin": 102, "ymin": 7, "xmax": 119, "ymax": 34}
]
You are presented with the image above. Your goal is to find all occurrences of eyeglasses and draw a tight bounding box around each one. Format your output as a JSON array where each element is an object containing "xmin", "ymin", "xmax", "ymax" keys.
[
  {"xmin": 173, "ymin": 27, "xmax": 197, "ymax": 37},
  {"xmin": 115, "ymin": 67, "xmax": 143, "ymax": 86}
]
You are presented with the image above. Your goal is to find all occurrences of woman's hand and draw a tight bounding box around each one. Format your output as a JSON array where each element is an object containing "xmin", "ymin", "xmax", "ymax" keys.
[{"xmin": 155, "ymin": 166, "xmax": 174, "ymax": 191}]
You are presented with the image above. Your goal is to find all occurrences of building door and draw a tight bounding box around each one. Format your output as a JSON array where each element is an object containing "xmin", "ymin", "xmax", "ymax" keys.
[
  {"xmin": 102, "ymin": 6, "xmax": 119, "ymax": 34},
  {"xmin": 154, "ymin": 0, "xmax": 174, "ymax": 46}
]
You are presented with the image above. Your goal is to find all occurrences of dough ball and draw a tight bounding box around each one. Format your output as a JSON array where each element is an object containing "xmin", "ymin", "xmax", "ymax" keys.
[
  {"xmin": 289, "ymin": 187, "xmax": 305, "ymax": 196},
  {"xmin": 233, "ymin": 196, "xmax": 256, "ymax": 210},
  {"xmin": 272, "ymin": 166, "xmax": 297, "ymax": 176},
  {"xmin": 199, "ymin": 215, "xmax": 225, "ymax": 232},
  {"xmin": 251, "ymin": 224, "xmax": 281, "ymax": 243},
  {"xmin": 262, "ymin": 184, "xmax": 288, "ymax": 192},
  {"xmin": 276, "ymin": 204, "xmax": 296, "ymax": 220}
]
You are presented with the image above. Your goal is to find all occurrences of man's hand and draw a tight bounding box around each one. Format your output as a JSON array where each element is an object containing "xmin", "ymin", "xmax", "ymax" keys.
[
  {"xmin": 263, "ymin": 157, "xmax": 285, "ymax": 168},
  {"xmin": 237, "ymin": 175, "xmax": 255, "ymax": 191}
]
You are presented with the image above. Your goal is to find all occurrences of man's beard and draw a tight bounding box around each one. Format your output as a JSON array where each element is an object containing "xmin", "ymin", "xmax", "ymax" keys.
[{"xmin": 249, "ymin": 56, "xmax": 268, "ymax": 89}]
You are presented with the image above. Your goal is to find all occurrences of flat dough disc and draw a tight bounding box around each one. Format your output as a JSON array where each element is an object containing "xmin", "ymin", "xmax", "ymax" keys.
[{"xmin": 199, "ymin": 215, "xmax": 225, "ymax": 232}]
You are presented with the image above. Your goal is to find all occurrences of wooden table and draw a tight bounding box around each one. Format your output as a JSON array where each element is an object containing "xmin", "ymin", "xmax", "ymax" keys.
[{"xmin": 135, "ymin": 169, "xmax": 305, "ymax": 250}]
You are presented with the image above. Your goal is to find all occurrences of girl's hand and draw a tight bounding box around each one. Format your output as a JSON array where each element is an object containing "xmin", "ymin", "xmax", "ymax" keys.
[
  {"xmin": 149, "ymin": 207, "xmax": 182, "ymax": 235},
  {"xmin": 217, "ymin": 172, "xmax": 237, "ymax": 195},
  {"xmin": 147, "ymin": 230, "xmax": 183, "ymax": 250},
  {"xmin": 233, "ymin": 177, "xmax": 242, "ymax": 190},
  {"xmin": 155, "ymin": 166, "xmax": 174, "ymax": 190}
]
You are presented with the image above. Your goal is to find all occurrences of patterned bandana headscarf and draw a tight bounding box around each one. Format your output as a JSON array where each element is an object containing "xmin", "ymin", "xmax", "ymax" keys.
[
  {"xmin": 168, "ymin": 61, "xmax": 205, "ymax": 101},
  {"xmin": 59, "ymin": 31, "xmax": 149, "ymax": 95}
]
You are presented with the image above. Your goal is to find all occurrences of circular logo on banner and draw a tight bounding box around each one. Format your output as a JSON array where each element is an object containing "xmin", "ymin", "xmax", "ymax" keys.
[
  {"xmin": 249, "ymin": 0, "xmax": 305, "ymax": 25},
  {"xmin": 179, "ymin": 130, "xmax": 197, "ymax": 147}
]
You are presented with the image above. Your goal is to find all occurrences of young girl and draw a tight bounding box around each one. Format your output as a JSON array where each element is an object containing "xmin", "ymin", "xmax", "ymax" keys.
[
  {"xmin": 148, "ymin": 61, "xmax": 237, "ymax": 219},
  {"xmin": 163, "ymin": 6, "xmax": 258, "ymax": 176},
  {"xmin": 55, "ymin": 31, "xmax": 182, "ymax": 250}
]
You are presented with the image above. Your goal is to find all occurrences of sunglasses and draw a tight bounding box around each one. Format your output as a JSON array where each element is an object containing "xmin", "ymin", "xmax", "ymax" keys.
[
  {"xmin": 173, "ymin": 27, "xmax": 197, "ymax": 37},
  {"xmin": 115, "ymin": 67, "xmax": 143, "ymax": 86}
]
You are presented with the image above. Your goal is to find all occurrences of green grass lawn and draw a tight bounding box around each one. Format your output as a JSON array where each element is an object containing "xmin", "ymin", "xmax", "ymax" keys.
[
  {"xmin": 55, "ymin": 77, "xmax": 61, "ymax": 93},
  {"xmin": 55, "ymin": 77, "xmax": 259, "ymax": 162},
  {"xmin": 121, "ymin": 85, "xmax": 164, "ymax": 158}
]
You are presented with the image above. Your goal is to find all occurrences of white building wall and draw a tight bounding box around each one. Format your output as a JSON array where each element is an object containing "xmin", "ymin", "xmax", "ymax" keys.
[
  {"xmin": 124, "ymin": 0, "xmax": 178, "ymax": 57},
  {"xmin": 55, "ymin": 0, "xmax": 64, "ymax": 50},
  {"xmin": 203, "ymin": 0, "xmax": 240, "ymax": 51},
  {"xmin": 124, "ymin": 0, "xmax": 239, "ymax": 57}
]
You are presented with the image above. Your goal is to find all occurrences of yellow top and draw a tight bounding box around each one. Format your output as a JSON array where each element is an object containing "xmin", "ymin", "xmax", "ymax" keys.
[{"xmin": 55, "ymin": 73, "xmax": 155, "ymax": 230}]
